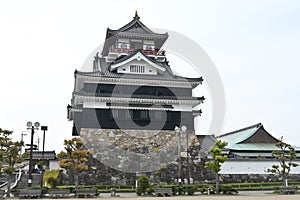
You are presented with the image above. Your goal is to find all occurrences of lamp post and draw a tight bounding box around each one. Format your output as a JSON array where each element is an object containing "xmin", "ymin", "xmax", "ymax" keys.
[
  {"xmin": 26, "ymin": 121, "xmax": 40, "ymax": 187},
  {"xmin": 40, "ymin": 126, "xmax": 48, "ymax": 188}
]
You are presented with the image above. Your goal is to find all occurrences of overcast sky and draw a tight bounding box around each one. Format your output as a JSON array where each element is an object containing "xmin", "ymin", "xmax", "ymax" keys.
[{"xmin": 0, "ymin": 0, "xmax": 300, "ymax": 151}]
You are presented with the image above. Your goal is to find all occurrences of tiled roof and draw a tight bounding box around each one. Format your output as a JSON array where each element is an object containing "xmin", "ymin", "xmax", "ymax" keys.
[
  {"xmin": 217, "ymin": 123, "xmax": 262, "ymax": 147},
  {"xmin": 102, "ymin": 12, "xmax": 168, "ymax": 56},
  {"xmin": 218, "ymin": 123, "xmax": 300, "ymax": 152},
  {"xmin": 74, "ymin": 91, "xmax": 205, "ymax": 101},
  {"xmin": 106, "ymin": 11, "xmax": 168, "ymax": 38},
  {"xmin": 75, "ymin": 69, "xmax": 203, "ymax": 83},
  {"xmin": 25, "ymin": 151, "xmax": 56, "ymax": 160}
]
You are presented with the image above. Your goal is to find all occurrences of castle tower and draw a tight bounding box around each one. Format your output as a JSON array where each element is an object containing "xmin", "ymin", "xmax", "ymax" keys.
[{"xmin": 67, "ymin": 12, "xmax": 204, "ymax": 175}]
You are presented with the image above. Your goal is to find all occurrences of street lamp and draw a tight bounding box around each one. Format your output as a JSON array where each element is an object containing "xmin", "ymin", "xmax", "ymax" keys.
[
  {"xmin": 175, "ymin": 125, "xmax": 187, "ymax": 186},
  {"xmin": 40, "ymin": 126, "xmax": 48, "ymax": 187},
  {"xmin": 26, "ymin": 121, "xmax": 40, "ymax": 187}
]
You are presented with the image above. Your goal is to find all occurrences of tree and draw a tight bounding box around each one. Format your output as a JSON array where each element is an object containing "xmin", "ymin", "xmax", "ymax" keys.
[
  {"xmin": 57, "ymin": 138, "xmax": 90, "ymax": 192},
  {"xmin": 267, "ymin": 137, "xmax": 299, "ymax": 186},
  {"xmin": 205, "ymin": 140, "xmax": 228, "ymax": 194},
  {"xmin": 0, "ymin": 128, "xmax": 28, "ymax": 197}
]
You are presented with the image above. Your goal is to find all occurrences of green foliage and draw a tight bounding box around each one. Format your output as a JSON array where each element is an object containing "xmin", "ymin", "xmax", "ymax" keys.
[
  {"xmin": 204, "ymin": 140, "xmax": 228, "ymax": 194},
  {"xmin": 198, "ymin": 185, "xmax": 216, "ymax": 194},
  {"xmin": 0, "ymin": 128, "xmax": 28, "ymax": 196},
  {"xmin": 0, "ymin": 129, "xmax": 28, "ymax": 174},
  {"xmin": 47, "ymin": 177, "xmax": 58, "ymax": 188},
  {"xmin": 205, "ymin": 140, "xmax": 228, "ymax": 173},
  {"xmin": 136, "ymin": 187, "xmax": 143, "ymax": 196},
  {"xmin": 57, "ymin": 138, "xmax": 89, "ymax": 171},
  {"xmin": 29, "ymin": 186, "xmax": 49, "ymax": 194},
  {"xmin": 220, "ymin": 185, "xmax": 238, "ymax": 194},
  {"xmin": 147, "ymin": 186, "xmax": 154, "ymax": 195},
  {"xmin": 57, "ymin": 137, "xmax": 90, "ymax": 191},
  {"xmin": 43, "ymin": 169, "xmax": 60, "ymax": 187},
  {"xmin": 267, "ymin": 137, "xmax": 299, "ymax": 186},
  {"xmin": 136, "ymin": 176, "xmax": 150, "ymax": 195},
  {"xmin": 185, "ymin": 185, "xmax": 197, "ymax": 195}
]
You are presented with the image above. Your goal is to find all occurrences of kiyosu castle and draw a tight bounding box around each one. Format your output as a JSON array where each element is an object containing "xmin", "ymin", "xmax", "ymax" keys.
[
  {"xmin": 67, "ymin": 12, "xmax": 204, "ymax": 176},
  {"xmin": 68, "ymin": 12, "xmax": 204, "ymax": 136}
]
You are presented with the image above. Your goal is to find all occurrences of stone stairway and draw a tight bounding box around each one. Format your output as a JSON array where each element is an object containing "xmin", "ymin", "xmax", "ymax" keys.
[{"xmin": 16, "ymin": 174, "xmax": 41, "ymax": 189}]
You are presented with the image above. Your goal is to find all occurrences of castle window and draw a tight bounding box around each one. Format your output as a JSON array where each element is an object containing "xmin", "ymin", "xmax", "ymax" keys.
[
  {"xmin": 130, "ymin": 65, "xmax": 145, "ymax": 73},
  {"xmin": 144, "ymin": 44, "xmax": 153, "ymax": 50},
  {"xmin": 118, "ymin": 43, "xmax": 129, "ymax": 49}
]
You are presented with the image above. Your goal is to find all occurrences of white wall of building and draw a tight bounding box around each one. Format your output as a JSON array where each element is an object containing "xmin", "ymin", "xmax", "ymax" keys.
[
  {"xmin": 221, "ymin": 160, "xmax": 300, "ymax": 174},
  {"xmin": 117, "ymin": 60, "xmax": 158, "ymax": 75},
  {"xmin": 49, "ymin": 160, "xmax": 60, "ymax": 170}
]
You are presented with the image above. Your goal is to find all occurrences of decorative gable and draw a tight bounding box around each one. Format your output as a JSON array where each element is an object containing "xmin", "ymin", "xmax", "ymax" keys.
[
  {"xmin": 110, "ymin": 52, "xmax": 166, "ymax": 75},
  {"xmin": 239, "ymin": 126, "xmax": 279, "ymax": 144}
]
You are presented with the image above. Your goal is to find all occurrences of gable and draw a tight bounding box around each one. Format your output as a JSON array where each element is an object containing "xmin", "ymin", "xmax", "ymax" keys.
[
  {"xmin": 217, "ymin": 124, "xmax": 261, "ymax": 147},
  {"xmin": 116, "ymin": 60, "xmax": 159, "ymax": 75},
  {"xmin": 239, "ymin": 127, "xmax": 279, "ymax": 144},
  {"xmin": 110, "ymin": 52, "xmax": 166, "ymax": 75}
]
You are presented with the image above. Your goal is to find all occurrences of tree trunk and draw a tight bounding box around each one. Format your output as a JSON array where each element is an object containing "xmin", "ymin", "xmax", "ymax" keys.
[
  {"xmin": 283, "ymin": 174, "xmax": 288, "ymax": 187},
  {"xmin": 216, "ymin": 172, "xmax": 220, "ymax": 194},
  {"xmin": 74, "ymin": 173, "xmax": 79, "ymax": 193},
  {"xmin": 6, "ymin": 174, "xmax": 11, "ymax": 197}
]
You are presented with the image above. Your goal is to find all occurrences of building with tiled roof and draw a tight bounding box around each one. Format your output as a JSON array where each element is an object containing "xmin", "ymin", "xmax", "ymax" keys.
[{"xmin": 216, "ymin": 123, "xmax": 300, "ymax": 174}]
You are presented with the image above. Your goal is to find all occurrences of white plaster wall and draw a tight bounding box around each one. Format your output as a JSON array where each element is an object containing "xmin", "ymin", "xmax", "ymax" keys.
[
  {"xmin": 83, "ymin": 101, "xmax": 108, "ymax": 109},
  {"xmin": 172, "ymin": 104, "xmax": 192, "ymax": 111},
  {"xmin": 220, "ymin": 160, "xmax": 300, "ymax": 174},
  {"xmin": 49, "ymin": 160, "xmax": 60, "ymax": 170},
  {"xmin": 117, "ymin": 60, "xmax": 158, "ymax": 75}
]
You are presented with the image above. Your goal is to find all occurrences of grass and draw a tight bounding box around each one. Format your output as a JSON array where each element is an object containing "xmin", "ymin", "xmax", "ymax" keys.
[{"xmin": 43, "ymin": 169, "xmax": 60, "ymax": 186}]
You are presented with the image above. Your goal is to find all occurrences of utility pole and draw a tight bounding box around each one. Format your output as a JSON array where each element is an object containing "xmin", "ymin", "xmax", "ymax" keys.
[
  {"xmin": 40, "ymin": 126, "xmax": 48, "ymax": 188},
  {"xmin": 20, "ymin": 131, "xmax": 27, "ymax": 155},
  {"xmin": 36, "ymin": 136, "xmax": 41, "ymax": 151},
  {"xmin": 186, "ymin": 130, "xmax": 190, "ymax": 184}
]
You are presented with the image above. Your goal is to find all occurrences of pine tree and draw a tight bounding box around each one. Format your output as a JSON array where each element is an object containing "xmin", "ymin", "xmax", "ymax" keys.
[
  {"xmin": 0, "ymin": 128, "xmax": 28, "ymax": 197},
  {"xmin": 57, "ymin": 138, "xmax": 90, "ymax": 192},
  {"xmin": 268, "ymin": 137, "xmax": 299, "ymax": 186},
  {"xmin": 205, "ymin": 140, "xmax": 228, "ymax": 194}
]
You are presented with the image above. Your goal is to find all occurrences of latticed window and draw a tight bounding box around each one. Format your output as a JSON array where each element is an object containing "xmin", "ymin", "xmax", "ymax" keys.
[{"xmin": 130, "ymin": 65, "xmax": 145, "ymax": 73}]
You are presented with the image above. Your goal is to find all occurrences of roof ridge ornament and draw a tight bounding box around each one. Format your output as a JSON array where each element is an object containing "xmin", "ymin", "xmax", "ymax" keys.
[{"xmin": 134, "ymin": 10, "xmax": 140, "ymax": 20}]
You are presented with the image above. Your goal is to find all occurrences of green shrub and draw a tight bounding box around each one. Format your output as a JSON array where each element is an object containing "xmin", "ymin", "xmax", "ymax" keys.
[
  {"xmin": 44, "ymin": 169, "xmax": 60, "ymax": 187},
  {"xmin": 147, "ymin": 186, "xmax": 154, "ymax": 195},
  {"xmin": 29, "ymin": 186, "xmax": 49, "ymax": 195},
  {"xmin": 47, "ymin": 177, "xmax": 58, "ymax": 188},
  {"xmin": 220, "ymin": 185, "xmax": 238, "ymax": 194},
  {"xmin": 185, "ymin": 186, "xmax": 197, "ymax": 195},
  {"xmin": 136, "ymin": 176, "xmax": 150, "ymax": 195},
  {"xmin": 136, "ymin": 187, "xmax": 142, "ymax": 196}
]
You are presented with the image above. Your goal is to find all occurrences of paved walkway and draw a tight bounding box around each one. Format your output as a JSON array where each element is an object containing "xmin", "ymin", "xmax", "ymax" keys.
[
  {"xmin": 42, "ymin": 195, "xmax": 300, "ymax": 200},
  {"xmin": 97, "ymin": 191, "xmax": 298, "ymax": 199}
]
